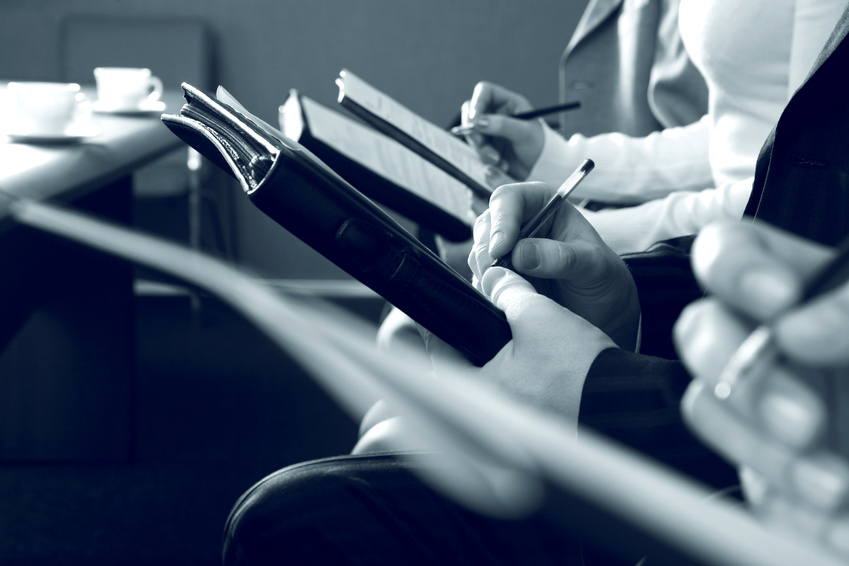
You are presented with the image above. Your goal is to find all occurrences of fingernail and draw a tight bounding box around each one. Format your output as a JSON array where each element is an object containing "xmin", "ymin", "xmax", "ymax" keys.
[
  {"xmin": 485, "ymin": 166, "xmax": 503, "ymax": 186},
  {"xmin": 481, "ymin": 147, "xmax": 501, "ymax": 165},
  {"xmin": 450, "ymin": 125, "xmax": 476, "ymax": 136},
  {"xmin": 739, "ymin": 267, "xmax": 798, "ymax": 317},
  {"xmin": 673, "ymin": 303, "xmax": 698, "ymax": 343},
  {"xmin": 759, "ymin": 386, "xmax": 823, "ymax": 448},
  {"xmin": 789, "ymin": 301, "xmax": 845, "ymax": 340},
  {"xmin": 671, "ymin": 303, "xmax": 707, "ymax": 364},
  {"xmin": 791, "ymin": 454, "xmax": 849, "ymax": 511},
  {"xmin": 474, "ymin": 117, "xmax": 490, "ymax": 129},
  {"xmin": 518, "ymin": 241, "xmax": 540, "ymax": 270},
  {"xmin": 480, "ymin": 266, "xmax": 508, "ymax": 298}
]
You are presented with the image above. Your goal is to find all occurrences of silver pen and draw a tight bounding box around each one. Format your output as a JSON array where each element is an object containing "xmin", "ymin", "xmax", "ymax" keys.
[{"xmin": 491, "ymin": 159, "xmax": 594, "ymax": 270}]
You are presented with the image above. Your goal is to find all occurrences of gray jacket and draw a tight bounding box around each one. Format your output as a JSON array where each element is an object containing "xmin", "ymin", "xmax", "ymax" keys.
[{"xmin": 558, "ymin": 0, "xmax": 707, "ymax": 138}]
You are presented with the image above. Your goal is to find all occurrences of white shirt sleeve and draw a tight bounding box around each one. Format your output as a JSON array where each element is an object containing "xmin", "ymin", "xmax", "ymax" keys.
[
  {"xmin": 527, "ymin": 115, "xmax": 714, "ymax": 204},
  {"xmin": 581, "ymin": 176, "xmax": 754, "ymax": 254}
]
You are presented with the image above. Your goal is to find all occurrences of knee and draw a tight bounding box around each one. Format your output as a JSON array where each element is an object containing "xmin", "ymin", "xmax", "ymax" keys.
[
  {"xmin": 222, "ymin": 455, "xmax": 406, "ymax": 565},
  {"xmin": 222, "ymin": 462, "xmax": 333, "ymax": 566}
]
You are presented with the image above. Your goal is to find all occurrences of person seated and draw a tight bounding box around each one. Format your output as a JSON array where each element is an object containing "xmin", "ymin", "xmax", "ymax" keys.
[
  {"xmin": 378, "ymin": 0, "xmax": 711, "ymax": 366},
  {"xmin": 433, "ymin": 0, "xmax": 708, "ymax": 269},
  {"xmin": 225, "ymin": 195, "xmax": 735, "ymax": 566},
  {"xmin": 223, "ymin": 3, "xmax": 849, "ymax": 564},
  {"xmin": 461, "ymin": 0, "xmax": 844, "ymax": 253},
  {"xmin": 412, "ymin": 0, "xmax": 839, "ymax": 356},
  {"xmin": 557, "ymin": 0, "xmax": 708, "ymax": 140}
]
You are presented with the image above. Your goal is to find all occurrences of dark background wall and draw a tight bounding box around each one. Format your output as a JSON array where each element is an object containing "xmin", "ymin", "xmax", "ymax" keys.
[{"xmin": 0, "ymin": 0, "xmax": 585, "ymax": 279}]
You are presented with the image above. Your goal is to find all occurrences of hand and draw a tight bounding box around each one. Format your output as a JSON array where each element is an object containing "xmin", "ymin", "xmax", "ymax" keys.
[
  {"xmin": 460, "ymin": 82, "xmax": 545, "ymax": 181},
  {"xmin": 432, "ymin": 193, "xmax": 489, "ymax": 281},
  {"xmin": 359, "ymin": 269, "xmax": 617, "ymax": 451},
  {"xmin": 468, "ymin": 181, "xmax": 640, "ymax": 351},
  {"xmin": 674, "ymin": 220, "xmax": 849, "ymax": 557},
  {"xmin": 352, "ymin": 399, "xmax": 407, "ymax": 455},
  {"xmin": 427, "ymin": 267, "xmax": 616, "ymax": 420}
]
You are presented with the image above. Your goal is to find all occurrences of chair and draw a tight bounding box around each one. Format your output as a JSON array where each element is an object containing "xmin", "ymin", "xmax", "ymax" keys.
[{"xmin": 60, "ymin": 16, "xmax": 235, "ymax": 268}]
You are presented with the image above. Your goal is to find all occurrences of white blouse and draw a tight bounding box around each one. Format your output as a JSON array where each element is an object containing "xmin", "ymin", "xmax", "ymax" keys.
[{"xmin": 528, "ymin": 0, "xmax": 845, "ymax": 254}]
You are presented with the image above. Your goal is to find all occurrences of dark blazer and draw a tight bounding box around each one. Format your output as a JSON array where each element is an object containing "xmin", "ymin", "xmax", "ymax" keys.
[
  {"xmin": 579, "ymin": 5, "xmax": 849, "ymax": 490},
  {"xmin": 744, "ymin": 6, "xmax": 849, "ymax": 246}
]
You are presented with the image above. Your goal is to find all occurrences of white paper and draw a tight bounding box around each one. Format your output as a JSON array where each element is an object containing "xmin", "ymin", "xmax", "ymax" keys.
[
  {"xmin": 336, "ymin": 69, "xmax": 492, "ymax": 194},
  {"xmin": 281, "ymin": 93, "xmax": 473, "ymax": 225}
]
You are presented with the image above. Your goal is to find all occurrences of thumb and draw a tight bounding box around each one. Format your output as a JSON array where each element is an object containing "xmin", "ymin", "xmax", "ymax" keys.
[
  {"xmin": 480, "ymin": 267, "xmax": 537, "ymax": 314},
  {"xmin": 511, "ymin": 238, "xmax": 585, "ymax": 280}
]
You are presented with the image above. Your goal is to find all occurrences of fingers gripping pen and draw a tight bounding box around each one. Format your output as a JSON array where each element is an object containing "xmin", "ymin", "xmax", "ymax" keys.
[
  {"xmin": 715, "ymin": 236, "xmax": 849, "ymax": 400},
  {"xmin": 491, "ymin": 158, "xmax": 594, "ymax": 270}
]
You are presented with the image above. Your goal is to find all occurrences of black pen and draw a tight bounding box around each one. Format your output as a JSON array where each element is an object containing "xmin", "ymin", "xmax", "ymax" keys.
[
  {"xmin": 512, "ymin": 101, "xmax": 581, "ymax": 120},
  {"xmin": 450, "ymin": 101, "xmax": 581, "ymax": 136},
  {"xmin": 491, "ymin": 158, "xmax": 594, "ymax": 269},
  {"xmin": 714, "ymin": 235, "xmax": 849, "ymax": 400}
]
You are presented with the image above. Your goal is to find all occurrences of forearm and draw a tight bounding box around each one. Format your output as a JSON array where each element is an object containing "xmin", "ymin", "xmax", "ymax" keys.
[
  {"xmin": 528, "ymin": 116, "xmax": 713, "ymax": 204},
  {"xmin": 581, "ymin": 177, "xmax": 753, "ymax": 254}
]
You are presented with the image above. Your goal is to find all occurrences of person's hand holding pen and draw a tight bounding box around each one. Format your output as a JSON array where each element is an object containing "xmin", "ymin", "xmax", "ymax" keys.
[
  {"xmin": 455, "ymin": 82, "xmax": 549, "ymax": 186},
  {"xmin": 468, "ymin": 179, "xmax": 640, "ymax": 353},
  {"xmin": 674, "ymin": 220, "xmax": 849, "ymax": 559}
]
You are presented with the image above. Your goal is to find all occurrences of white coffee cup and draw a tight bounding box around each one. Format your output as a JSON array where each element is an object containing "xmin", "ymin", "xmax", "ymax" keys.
[
  {"xmin": 94, "ymin": 67, "xmax": 163, "ymax": 110},
  {"xmin": 6, "ymin": 82, "xmax": 88, "ymax": 136}
]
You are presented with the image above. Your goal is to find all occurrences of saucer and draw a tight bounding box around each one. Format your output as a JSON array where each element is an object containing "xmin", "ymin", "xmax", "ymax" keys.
[
  {"xmin": 93, "ymin": 99, "xmax": 167, "ymax": 114},
  {"xmin": 5, "ymin": 124, "xmax": 101, "ymax": 144}
]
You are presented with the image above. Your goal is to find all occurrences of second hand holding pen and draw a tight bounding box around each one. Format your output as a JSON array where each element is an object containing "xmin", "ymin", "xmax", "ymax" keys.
[
  {"xmin": 491, "ymin": 158, "xmax": 594, "ymax": 270},
  {"xmin": 714, "ymin": 235, "xmax": 849, "ymax": 400},
  {"xmin": 449, "ymin": 101, "xmax": 581, "ymax": 137}
]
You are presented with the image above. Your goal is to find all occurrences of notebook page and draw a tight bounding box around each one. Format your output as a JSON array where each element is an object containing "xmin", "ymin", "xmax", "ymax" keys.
[
  {"xmin": 336, "ymin": 70, "xmax": 492, "ymax": 192},
  {"xmin": 282, "ymin": 95, "xmax": 473, "ymax": 225}
]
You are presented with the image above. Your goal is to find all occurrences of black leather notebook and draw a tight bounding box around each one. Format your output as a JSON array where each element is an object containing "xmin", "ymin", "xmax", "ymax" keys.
[
  {"xmin": 279, "ymin": 90, "xmax": 473, "ymax": 242},
  {"xmin": 161, "ymin": 83, "xmax": 511, "ymax": 366}
]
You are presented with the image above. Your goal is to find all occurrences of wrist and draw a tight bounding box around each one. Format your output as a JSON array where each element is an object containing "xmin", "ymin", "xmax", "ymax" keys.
[
  {"xmin": 492, "ymin": 323, "xmax": 614, "ymax": 426},
  {"xmin": 607, "ymin": 290, "xmax": 641, "ymax": 352},
  {"xmin": 524, "ymin": 122, "xmax": 566, "ymax": 183}
]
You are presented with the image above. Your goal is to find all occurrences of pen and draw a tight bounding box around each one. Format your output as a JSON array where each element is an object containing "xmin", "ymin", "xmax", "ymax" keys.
[
  {"xmin": 450, "ymin": 101, "xmax": 581, "ymax": 136},
  {"xmin": 512, "ymin": 101, "xmax": 581, "ymax": 120},
  {"xmin": 714, "ymin": 235, "xmax": 849, "ymax": 400},
  {"xmin": 491, "ymin": 158, "xmax": 594, "ymax": 269}
]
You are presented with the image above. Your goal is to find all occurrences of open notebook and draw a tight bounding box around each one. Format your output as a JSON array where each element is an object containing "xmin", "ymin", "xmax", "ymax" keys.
[
  {"xmin": 280, "ymin": 90, "xmax": 474, "ymax": 242},
  {"xmin": 161, "ymin": 83, "xmax": 511, "ymax": 366},
  {"xmin": 335, "ymin": 69, "xmax": 493, "ymax": 200}
]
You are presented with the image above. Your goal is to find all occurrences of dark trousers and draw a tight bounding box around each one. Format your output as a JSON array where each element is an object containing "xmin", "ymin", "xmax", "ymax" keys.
[{"xmin": 222, "ymin": 452, "xmax": 641, "ymax": 566}]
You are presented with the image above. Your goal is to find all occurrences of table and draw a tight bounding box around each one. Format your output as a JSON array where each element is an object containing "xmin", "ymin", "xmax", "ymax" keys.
[
  {"xmin": 0, "ymin": 87, "xmax": 186, "ymax": 461},
  {"xmin": 1, "ymin": 88, "xmax": 185, "ymax": 202}
]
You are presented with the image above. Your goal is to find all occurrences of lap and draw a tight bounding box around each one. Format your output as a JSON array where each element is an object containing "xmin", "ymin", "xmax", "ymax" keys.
[{"xmin": 223, "ymin": 452, "xmax": 631, "ymax": 565}]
